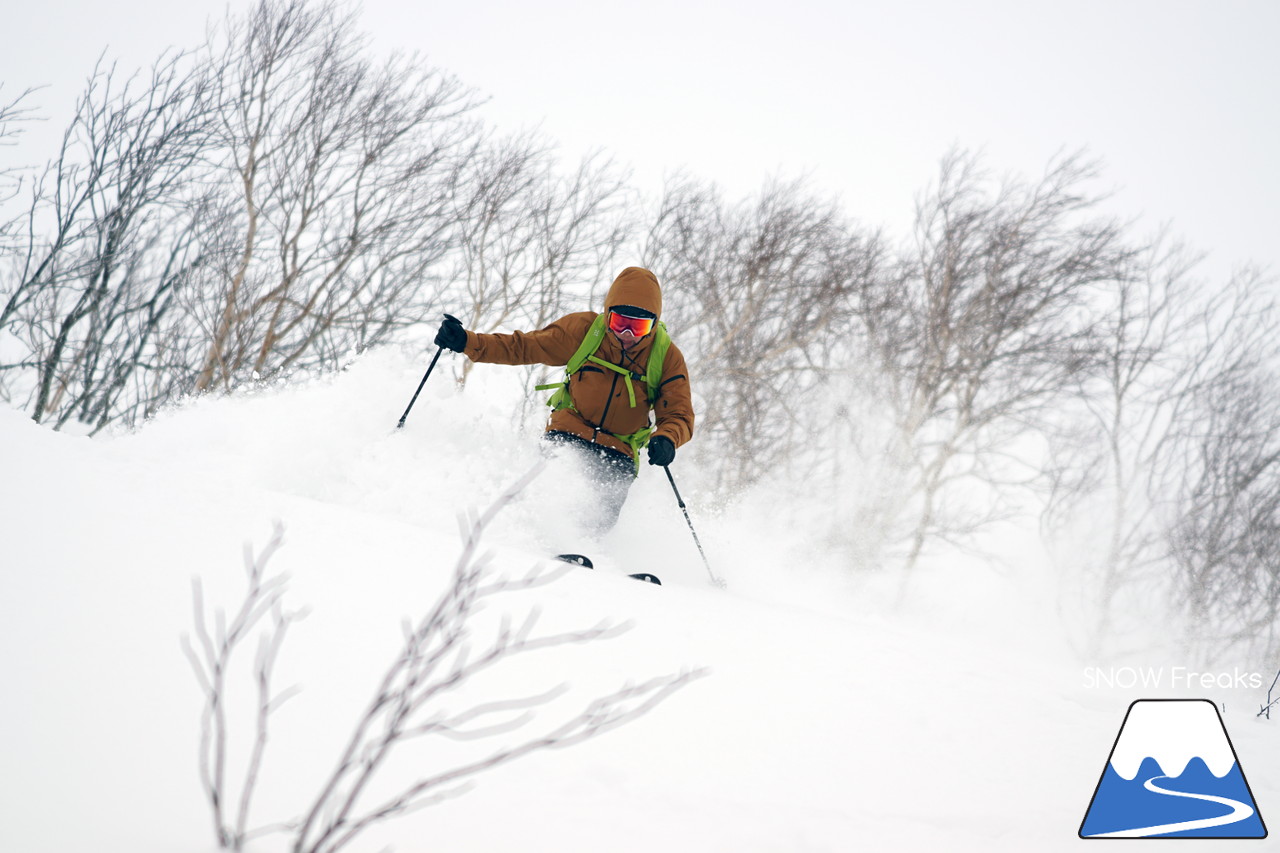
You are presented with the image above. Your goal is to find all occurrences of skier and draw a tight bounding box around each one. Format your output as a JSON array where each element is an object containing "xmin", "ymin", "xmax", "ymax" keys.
[{"xmin": 433, "ymin": 267, "xmax": 694, "ymax": 535}]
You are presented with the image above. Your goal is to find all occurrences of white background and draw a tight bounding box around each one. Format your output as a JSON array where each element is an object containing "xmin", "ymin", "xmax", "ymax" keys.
[{"xmin": 3, "ymin": 0, "xmax": 1278, "ymax": 283}]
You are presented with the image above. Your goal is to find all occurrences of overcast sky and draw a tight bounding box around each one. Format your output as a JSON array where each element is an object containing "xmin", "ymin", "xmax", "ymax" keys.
[{"xmin": 4, "ymin": 0, "xmax": 1278, "ymax": 283}]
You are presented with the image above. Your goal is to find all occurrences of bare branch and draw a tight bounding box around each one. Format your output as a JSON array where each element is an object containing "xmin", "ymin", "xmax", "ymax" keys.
[
  {"xmin": 187, "ymin": 464, "xmax": 704, "ymax": 853},
  {"xmin": 185, "ymin": 521, "xmax": 299, "ymax": 850}
]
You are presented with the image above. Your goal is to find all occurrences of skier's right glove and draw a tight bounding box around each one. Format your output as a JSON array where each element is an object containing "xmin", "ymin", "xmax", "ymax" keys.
[{"xmin": 434, "ymin": 315, "xmax": 468, "ymax": 352}]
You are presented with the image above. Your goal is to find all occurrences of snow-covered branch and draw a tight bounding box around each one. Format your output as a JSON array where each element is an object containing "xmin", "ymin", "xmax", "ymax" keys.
[{"xmin": 183, "ymin": 520, "xmax": 306, "ymax": 850}]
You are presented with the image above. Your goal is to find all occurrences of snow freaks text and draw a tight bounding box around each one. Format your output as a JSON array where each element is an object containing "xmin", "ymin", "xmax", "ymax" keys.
[{"xmin": 1082, "ymin": 667, "xmax": 1265, "ymax": 691}]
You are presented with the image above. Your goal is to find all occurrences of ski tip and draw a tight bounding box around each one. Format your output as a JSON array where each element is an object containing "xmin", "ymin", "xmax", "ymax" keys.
[{"xmin": 555, "ymin": 556, "xmax": 661, "ymax": 585}]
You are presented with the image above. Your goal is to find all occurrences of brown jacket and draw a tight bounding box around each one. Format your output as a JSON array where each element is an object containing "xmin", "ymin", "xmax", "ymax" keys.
[{"xmin": 462, "ymin": 267, "xmax": 694, "ymax": 461}]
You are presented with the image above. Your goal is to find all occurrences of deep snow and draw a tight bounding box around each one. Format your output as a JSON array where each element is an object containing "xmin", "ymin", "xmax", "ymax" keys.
[{"xmin": 1, "ymin": 346, "xmax": 1275, "ymax": 852}]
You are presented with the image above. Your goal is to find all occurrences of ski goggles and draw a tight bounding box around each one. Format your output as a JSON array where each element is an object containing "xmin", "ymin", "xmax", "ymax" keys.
[{"xmin": 607, "ymin": 309, "xmax": 655, "ymax": 338}]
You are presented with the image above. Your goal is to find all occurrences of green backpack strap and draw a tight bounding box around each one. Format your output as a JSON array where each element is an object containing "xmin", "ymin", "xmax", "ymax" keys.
[
  {"xmin": 535, "ymin": 314, "xmax": 609, "ymax": 411},
  {"xmin": 645, "ymin": 322, "xmax": 671, "ymax": 404}
]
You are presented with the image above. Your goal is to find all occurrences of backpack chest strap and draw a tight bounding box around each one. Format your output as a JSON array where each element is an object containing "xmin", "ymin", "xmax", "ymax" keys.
[{"xmin": 586, "ymin": 355, "xmax": 643, "ymax": 407}]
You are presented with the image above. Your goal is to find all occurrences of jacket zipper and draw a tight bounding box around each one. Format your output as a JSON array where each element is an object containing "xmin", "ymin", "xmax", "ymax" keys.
[{"xmin": 594, "ymin": 371, "xmax": 622, "ymax": 439}]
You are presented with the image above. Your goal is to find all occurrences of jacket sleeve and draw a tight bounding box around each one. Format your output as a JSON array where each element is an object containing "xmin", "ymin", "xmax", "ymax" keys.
[
  {"xmin": 652, "ymin": 343, "xmax": 694, "ymax": 448},
  {"xmin": 462, "ymin": 313, "xmax": 594, "ymax": 367}
]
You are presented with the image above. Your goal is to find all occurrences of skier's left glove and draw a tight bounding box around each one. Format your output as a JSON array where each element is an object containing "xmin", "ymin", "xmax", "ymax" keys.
[{"xmin": 647, "ymin": 435, "xmax": 675, "ymax": 467}]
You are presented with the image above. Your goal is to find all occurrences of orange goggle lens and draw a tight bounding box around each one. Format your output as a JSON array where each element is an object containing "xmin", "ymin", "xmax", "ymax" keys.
[{"xmin": 607, "ymin": 311, "xmax": 655, "ymax": 337}]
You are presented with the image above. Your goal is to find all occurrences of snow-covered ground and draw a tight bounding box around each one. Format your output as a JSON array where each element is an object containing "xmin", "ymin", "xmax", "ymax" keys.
[{"xmin": 2, "ymin": 347, "xmax": 1275, "ymax": 852}]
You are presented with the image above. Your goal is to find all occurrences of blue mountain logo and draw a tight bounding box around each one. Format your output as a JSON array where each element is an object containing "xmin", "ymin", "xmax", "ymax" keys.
[{"xmin": 1080, "ymin": 699, "xmax": 1266, "ymax": 838}]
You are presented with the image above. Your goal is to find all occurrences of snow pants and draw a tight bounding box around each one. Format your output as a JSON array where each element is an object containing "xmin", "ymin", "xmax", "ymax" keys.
[{"xmin": 542, "ymin": 430, "xmax": 635, "ymax": 535}]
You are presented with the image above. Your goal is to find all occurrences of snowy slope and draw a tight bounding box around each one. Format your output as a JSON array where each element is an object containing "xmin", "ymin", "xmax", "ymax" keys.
[{"xmin": 1, "ymin": 347, "xmax": 1276, "ymax": 852}]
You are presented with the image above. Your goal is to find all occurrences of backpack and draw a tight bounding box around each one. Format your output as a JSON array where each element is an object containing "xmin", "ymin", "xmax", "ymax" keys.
[{"xmin": 535, "ymin": 313, "xmax": 672, "ymax": 470}]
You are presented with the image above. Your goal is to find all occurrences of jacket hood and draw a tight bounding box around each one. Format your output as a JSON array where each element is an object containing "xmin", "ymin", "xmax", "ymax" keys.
[{"xmin": 603, "ymin": 267, "xmax": 662, "ymax": 320}]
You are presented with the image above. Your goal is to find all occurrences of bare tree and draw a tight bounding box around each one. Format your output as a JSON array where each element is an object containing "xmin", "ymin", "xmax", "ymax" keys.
[
  {"xmin": 857, "ymin": 150, "xmax": 1137, "ymax": 573},
  {"xmin": 187, "ymin": 466, "xmax": 705, "ymax": 853},
  {"xmin": 0, "ymin": 85, "xmax": 36, "ymax": 250},
  {"xmin": 1167, "ymin": 361, "xmax": 1280, "ymax": 663},
  {"xmin": 0, "ymin": 85, "xmax": 38, "ymax": 405},
  {"xmin": 444, "ymin": 138, "xmax": 632, "ymax": 401},
  {"xmin": 1044, "ymin": 236, "xmax": 1280, "ymax": 654},
  {"xmin": 1, "ymin": 0, "xmax": 637, "ymax": 432},
  {"xmin": 644, "ymin": 174, "xmax": 883, "ymax": 491},
  {"xmin": 447, "ymin": 132, "xmax": 548, "ymax": 348},
  {"xmin": 508, "ymin": 149, "xmax": 635, "ymax": 427},
  {"xmin": 0, "ymin": 53, "xmax": 218, "ymax": 430},
  {"xmin": 191, "ymin": 0, "xmax": 482, "ymax": 392},
  {"xmin": 1148, "ymin": 266, "xmax": 1280, "ymax": 663}
]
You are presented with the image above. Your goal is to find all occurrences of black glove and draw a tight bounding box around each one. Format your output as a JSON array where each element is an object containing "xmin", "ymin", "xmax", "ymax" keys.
[
  {"xmin": 434, "ymin": 314, "xmax": 467, "ymax": 352},
  {"xmin": 647, "ymin": 435, "xmax": 675, "ymax": 467}
]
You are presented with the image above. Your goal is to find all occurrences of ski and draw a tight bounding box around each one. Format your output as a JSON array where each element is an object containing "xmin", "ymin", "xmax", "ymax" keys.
[{"xmin": 555, "ymin": 554, "xmax": 660, "ymax": 585}]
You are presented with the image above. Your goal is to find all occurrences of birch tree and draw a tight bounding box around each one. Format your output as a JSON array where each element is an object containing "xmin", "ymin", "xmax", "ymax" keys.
[
  {"xmin": 191, "ymin": 0, "xmax": 482, "ymax": 392},
  {"xmin": 644, "ymin": 175, "xmax": 883, "ymax": 491},
  {"xmin": 0, "ymin": 54, "xmax": 218, "ymax": 430},
  {"xmin": 860, "ymin": 150, "xmax": 1135, "ymax": 572}
]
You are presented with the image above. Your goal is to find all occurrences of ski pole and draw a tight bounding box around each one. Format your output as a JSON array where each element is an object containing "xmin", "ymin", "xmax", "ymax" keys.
[
  {"xmin": 664, "ymin": 465, "xmax": 726, "ymax": 589},
  {"xmin": 396, "ymin": 313, "xmax": 458, "ymax": 429}
]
